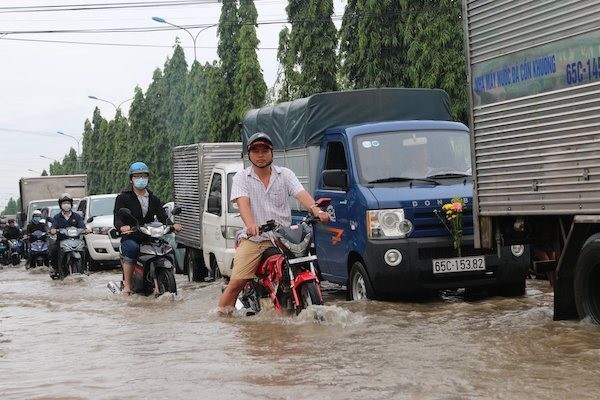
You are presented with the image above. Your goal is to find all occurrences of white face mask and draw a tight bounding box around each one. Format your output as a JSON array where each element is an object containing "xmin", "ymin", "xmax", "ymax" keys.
[{"xmin": 61, "ymin": 203, "xmax": 72, "ymax": 212}]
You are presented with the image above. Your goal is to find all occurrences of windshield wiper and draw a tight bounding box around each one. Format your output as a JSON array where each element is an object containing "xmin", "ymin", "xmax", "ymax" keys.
[
  {"xmin": 426, "ymin": 172, "xmax": 471, "ymax": 179},
  {"xmin": 368, "ymin": 177, "xmax": 439, "ymax": 185}
]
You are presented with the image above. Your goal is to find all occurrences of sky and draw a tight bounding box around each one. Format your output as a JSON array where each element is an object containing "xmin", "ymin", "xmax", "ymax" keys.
[{"xmin": 0, "ymin": 0, "xmax": 345, "ymax": 211}]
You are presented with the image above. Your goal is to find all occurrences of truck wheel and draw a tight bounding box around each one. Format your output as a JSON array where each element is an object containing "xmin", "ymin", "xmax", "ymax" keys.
[
  {"xmin": 348, "ymin": 261, "xmax": 376, "ymax": 301},
  {"xmin": 574, "ymin": 235, "xmax": 600, "ymax": 323},
  {"xmin": 210, "ymin": 255, "xmax": 222, "ymax": 280}
]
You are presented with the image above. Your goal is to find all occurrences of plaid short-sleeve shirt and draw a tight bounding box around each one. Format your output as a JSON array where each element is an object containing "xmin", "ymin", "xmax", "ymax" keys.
[{"xmin": 230, "ymin": 164, "xmax": 305, "ymax": 242}]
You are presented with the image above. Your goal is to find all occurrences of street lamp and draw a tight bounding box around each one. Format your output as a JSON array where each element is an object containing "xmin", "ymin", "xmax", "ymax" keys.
[
  {"xmin": 152, "ymin": 16, "xmax": 218, "ymax": 63},
  {"xmin": 88, "ymin": 95, "xmax": 133, "ymax": 111},
  {"xmin": 56, "ymin": 131, "xmax": 80, "ymax": 156},
  {"xmin": 27, "ymin": 169, "xmax": 42, "ymax": 174},
  {"xmin": 40, "ymin": 155, "xmax": 59, "ymax": 162}
]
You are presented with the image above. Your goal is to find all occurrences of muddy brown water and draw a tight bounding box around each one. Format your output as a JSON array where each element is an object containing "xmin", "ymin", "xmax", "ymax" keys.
[{"xmin": 1, "ymin": 262, "xmax": 599, "ymax": 399}]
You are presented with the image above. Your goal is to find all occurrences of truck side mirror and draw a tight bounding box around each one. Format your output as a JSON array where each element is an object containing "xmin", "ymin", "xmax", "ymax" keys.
[
  {"xmin": 87, "ymin": 216, "xmax": 94, "ymax": 223},
  {"xmin": 171, "ymin": 206, "xmax": 182, "ymax": 216},
  {"xmin": 207, "ymin": 196, "xmax": 222, "ymax": 215},
  {"xmin": 322, "ymin": 169, "xmax": 348, "ymax": 191}
]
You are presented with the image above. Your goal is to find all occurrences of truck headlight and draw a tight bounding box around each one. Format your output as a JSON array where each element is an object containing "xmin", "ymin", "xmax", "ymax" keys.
[{"xmin": 367, "ymin": 209, "xmax": 413, "ymax": 239}]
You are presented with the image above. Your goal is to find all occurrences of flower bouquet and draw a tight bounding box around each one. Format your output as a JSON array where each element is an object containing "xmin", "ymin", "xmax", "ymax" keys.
[{"xmin": 434, "ymin": 197, "xmax": 464, "ymax": 257}]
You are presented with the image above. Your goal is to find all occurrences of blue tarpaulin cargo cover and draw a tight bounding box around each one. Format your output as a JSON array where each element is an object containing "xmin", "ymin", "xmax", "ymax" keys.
[{"xmin": 242, "ymin": 88, "xmax": 452, "ymax": 151}]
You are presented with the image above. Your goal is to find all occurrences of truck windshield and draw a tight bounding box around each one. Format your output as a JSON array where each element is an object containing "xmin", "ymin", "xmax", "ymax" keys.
[
  {"xmin": 354, "ymin": 130, "xmax": 472, "ymax": 184},
  {"xmin": 90, "ymin": 196, "xmax": 117, "ymax": 217}
]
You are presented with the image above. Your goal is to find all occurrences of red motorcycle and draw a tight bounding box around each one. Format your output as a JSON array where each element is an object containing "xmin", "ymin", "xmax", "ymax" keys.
[{"xmin": 236, "ymin": 198, "xmax": 331, "ymax": 316}]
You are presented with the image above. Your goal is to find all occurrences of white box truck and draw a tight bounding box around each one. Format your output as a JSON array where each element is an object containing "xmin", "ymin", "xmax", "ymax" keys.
[
  {"xmin": 463, "ymin": 0, "xmax": 600, "ymax": 321},
  {"xmin": 172, "ymin": 143, "xmax": 243, "ymax": 281},
  {"xmin": 19, "ymin": 174, "xmax": 87, "ymax": 226}
]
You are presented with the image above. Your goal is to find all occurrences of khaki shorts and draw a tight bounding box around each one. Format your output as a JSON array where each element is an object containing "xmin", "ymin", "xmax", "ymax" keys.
[{"xmin": 231, "ymin": 239, "xmax": 275, "ymax": 280}]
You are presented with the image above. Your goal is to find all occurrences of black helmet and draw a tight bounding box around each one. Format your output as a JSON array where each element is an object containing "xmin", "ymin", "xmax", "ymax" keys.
[
  {"xmin": 247, "ymin": 132, "xmax": 273, "ymax": 151},
  {"xmin": 58, "ymin": 193, "xmax": 73, "ymax": 206}
]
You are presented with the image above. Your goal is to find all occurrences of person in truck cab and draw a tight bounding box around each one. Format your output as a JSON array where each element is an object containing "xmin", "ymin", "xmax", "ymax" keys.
[
  {"xmin": 49, "ymin": 193, "xmax": 87, "ymax": 278},
  {"xmin": 217, "ymin": 132, "xmax": 330, "ymax": 315},
  {"xmin": 114, "ymin": 162, "xmax": 182, "ymax": 295}
]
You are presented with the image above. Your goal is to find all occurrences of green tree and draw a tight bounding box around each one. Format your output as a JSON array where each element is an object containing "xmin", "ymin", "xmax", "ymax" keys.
[
  {"xmin": 340, "ymin": 0, "xmax": 407, "ymax": 88},
  {"xmin": 284, "ymin": 0, "xmax": 338, "ymax": 98},
  {"xmin": 182, "ymin": 62, "xmax": 209, "ymax": 144},
  {"xmin": 402, "ymin": 0, "xmax": 467, "ymax": 121},
  {"xmin": 275, "ymin": 26, "xmax": 297, "ymax": 101},
  {"xmin": 1, "ymin": 197, "xmax": 19, "ymax": 215},
  {"xmin": 233, "ymin": 0, "xmax": 266, "ymax": 130}
]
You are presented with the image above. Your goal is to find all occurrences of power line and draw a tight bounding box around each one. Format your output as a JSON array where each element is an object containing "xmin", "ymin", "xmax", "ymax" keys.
[{"xmin": 0, "ymin": 1, "xmax": 220, "ymax": 14}]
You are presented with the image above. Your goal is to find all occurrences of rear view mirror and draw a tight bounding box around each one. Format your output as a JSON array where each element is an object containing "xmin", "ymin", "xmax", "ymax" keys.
[
  {"xmin": 315, "ymin": 198, "xmax": 331, "ymax": 208},
  {"xmin": 108, "ymin": 228, "xmax": 120, "ymax": 239},
  {"xmin": 87, "ymin": 216, "xmax": 94, "ymax": 223},
  {"xmin": 171, "ymin": 206, "xmax": 182, "ymax": 216},
  {"xmin": 322, "ymin": 169, "xmax": 348, "ymax": 191}
]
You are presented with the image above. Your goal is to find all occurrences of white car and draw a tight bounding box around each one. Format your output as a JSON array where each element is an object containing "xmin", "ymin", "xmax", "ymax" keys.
[{"xmin": 77, "ymin": 194, "xmax": 120, "ymax": 269}]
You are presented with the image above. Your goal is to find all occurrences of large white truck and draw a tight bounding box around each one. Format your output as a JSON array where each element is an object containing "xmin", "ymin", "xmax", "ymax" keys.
[
  {"xmin": 172, "ymin": 143, "xmax": 243, "ymax": 281},
  {"xmin": 18, "ymin": 174, "xmax": 87, "ymax": 226},
  {"xmin": 463, "ymin": 0, "xmax": 600, "ymax": 321}
]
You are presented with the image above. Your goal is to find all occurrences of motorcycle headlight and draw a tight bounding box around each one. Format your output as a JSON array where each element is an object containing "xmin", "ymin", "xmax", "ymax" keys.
[
  {"xmin": 367, "ymin": 209, "xmax": 413, "ymax": 239},
  {"xmin": 66, "ymin": 227, "xmax": 79, "ymax": 237},
  {"xmin": 280, "ymin": 234, "xmax": 311, "ymax": 258},
  {"xmin": 92, "ymin": 226, "xmax": 112, "ymax": 235},
  {"xmin": 140, "ymin": 225, "xmax": 167, "ymax": 238}
]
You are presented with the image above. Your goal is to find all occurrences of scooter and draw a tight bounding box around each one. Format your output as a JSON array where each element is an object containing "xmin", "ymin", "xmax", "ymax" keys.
[
  {"xmin": 236, "ymin": 198, "xmax": 331, "ymax": 316},
  {"xmin": 55, "ymin": 227, "xmax": 87, "ymax": 279},
  {"xmin": 0, "ymin": 240, "xmax": 9, "ymax": 265},
  {"xmin": 7, "ymin": 238, "xmax": 23, "ymax": 266},
  {"xmin": 108, "ymin": 207, "xmax": 181, "ymax": 297},
  {"xmin": 27, "ymin": 230, "xmax": 49, "ymax": 269}
]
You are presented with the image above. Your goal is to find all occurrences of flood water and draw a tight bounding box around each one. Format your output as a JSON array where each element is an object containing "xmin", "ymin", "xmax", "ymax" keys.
[{"xmin": 1, "ymin": 262, "xmax": 600, "ymax": 400}]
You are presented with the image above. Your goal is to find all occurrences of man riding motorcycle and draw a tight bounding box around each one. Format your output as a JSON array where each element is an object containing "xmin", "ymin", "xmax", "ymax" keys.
[
  {"xmin": 49, "ymin": 193, "xmax": 87, "ymax": 278},
  {"xmin": 217, "ymin": 132, "xmax": 330, "ymax": 315},
  {"xmin": 114, "ymin": 162, "xmax": 182, "ymax": 295}
]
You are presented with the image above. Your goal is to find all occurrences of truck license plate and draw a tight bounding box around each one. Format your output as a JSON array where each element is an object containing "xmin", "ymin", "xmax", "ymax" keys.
[{"xmin": 432, "ymin": 256, "xmax": 486, "ymax": 274}]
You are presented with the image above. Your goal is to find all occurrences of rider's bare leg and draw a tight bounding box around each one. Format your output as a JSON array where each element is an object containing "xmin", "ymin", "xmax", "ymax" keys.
[
  {"xmin": 122, "ymin": 262, "xmax": 134, "ymax": 294},
  {"xmin": 218, "ymin": 279, "xmax": 247, "ymax": 314}
]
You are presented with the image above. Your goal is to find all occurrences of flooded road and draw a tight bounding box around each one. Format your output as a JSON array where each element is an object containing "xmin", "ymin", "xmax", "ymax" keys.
[{"xmin": 1, "ymin": 262, "xmax": 599, "ymax": 400}]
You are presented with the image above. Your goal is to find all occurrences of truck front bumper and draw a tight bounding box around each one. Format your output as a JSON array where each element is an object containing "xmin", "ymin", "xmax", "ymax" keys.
[
  {"xmin": 362, "ymin": 236, "xmax": 529, "ymax": 295},
  {"xmin": 85, "ymin": 234, "xmax": 121, "ymax": 263}
]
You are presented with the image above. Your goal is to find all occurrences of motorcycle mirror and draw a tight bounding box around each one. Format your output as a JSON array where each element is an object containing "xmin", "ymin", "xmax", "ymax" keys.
[
  {"xmin": 315, "ymin": 197, "xmax": 331, "ymax": 208},
  {"xmin": 118, "ymin": 207, "xmax": 133, "ymax": 218},
  {"xmin": 171, "ymin": 206, "xmax": 182, "ymax": 216}
]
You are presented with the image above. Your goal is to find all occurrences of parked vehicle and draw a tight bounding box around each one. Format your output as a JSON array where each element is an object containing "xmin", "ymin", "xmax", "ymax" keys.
[
  {"xmin": 236, "ymin": 198, "xmax": 330, "ymax": 316},
  {"xmin": 108, "ymin": 207, "xmax": 180, "ymax": 296},
  {"xmin": 242, "ymin": 88, "xmax": 530, "ymax": 300},
  {"xmin": 27, "ymin": 230, "xmax": 49, "ymax": 269},
  {"xmin": 462, "ymin": 0, "xmax": 600, "ymax": 322},
  {"xmin": 7, "ymin": 238, "xmax": 23, "ymax": 266},
  {"xmin": 76, "ymin": 194, "xmax": 120, "ymax": 270},
  {"xmin": 19, "ymin": 175, "xmax": 87, "ymax": 227},
  {"xmin": 54, "ymin": 227, "xmax": 87, "ymax": 279},
  {"xmin": 172, "ymin": 143, "xmax": 243, "ymax": 281}
]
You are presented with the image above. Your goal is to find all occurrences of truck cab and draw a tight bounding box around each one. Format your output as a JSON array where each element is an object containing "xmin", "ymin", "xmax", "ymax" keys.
[
  {"xmin": 243, "ymin": 88, "xmax": 529, "ymax": 300},
  {"xmin": 201, "ymin": 162, "xmax": 243, "ymax": 278}
]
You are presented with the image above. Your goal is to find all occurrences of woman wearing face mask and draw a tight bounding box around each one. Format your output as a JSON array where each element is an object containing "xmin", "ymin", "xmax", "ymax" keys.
[
  {"xmin": 113, "ymin": 162, "xmax": 182, "ymax": 295},
  {"xmin": 49, "ymin": 193, "xmax": 86, "ymax": 278}
]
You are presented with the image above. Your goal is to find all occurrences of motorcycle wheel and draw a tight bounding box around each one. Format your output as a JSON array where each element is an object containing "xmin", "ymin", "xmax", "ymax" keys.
[
  {"xmin": 298, "ymin": 281, "xmax": 323, "ymax": 310},
  {"xmin": 156, "ymin": 269, "xmax": 177, "ymax": 295},
  {"xmin": 240, "ymin": 282, "xmax": 261, "ymax": 313},
  {"xmin": 69, "ymin": 257, "xmax": 82, "ymax": 275},
  {"xmin": 11, "ymin": 253, "xmax": 20, "ymax": 266}
]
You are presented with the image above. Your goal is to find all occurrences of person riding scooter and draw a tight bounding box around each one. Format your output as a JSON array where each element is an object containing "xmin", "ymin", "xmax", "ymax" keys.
[
  {"xmin": 49, "ymin": 193, "xmax": 87, "ymax": 278},
  {"xmin": 114, "ymin": 162, "xmax": 182, "ymax": 295},
  {"xmin": 25, "ymin": 210, "xmax": 49, "ymax": 268}
]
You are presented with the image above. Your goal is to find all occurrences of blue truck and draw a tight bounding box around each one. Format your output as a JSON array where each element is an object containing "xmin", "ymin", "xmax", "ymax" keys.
[{"xmin": 243, "ymin": 88, "xmax": 529, "ymax": 300}]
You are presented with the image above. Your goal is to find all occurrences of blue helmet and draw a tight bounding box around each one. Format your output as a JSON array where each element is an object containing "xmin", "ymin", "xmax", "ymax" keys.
[{"xmin": 129, "ymin": 161, "xmax": 150, "ymax": 177}]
